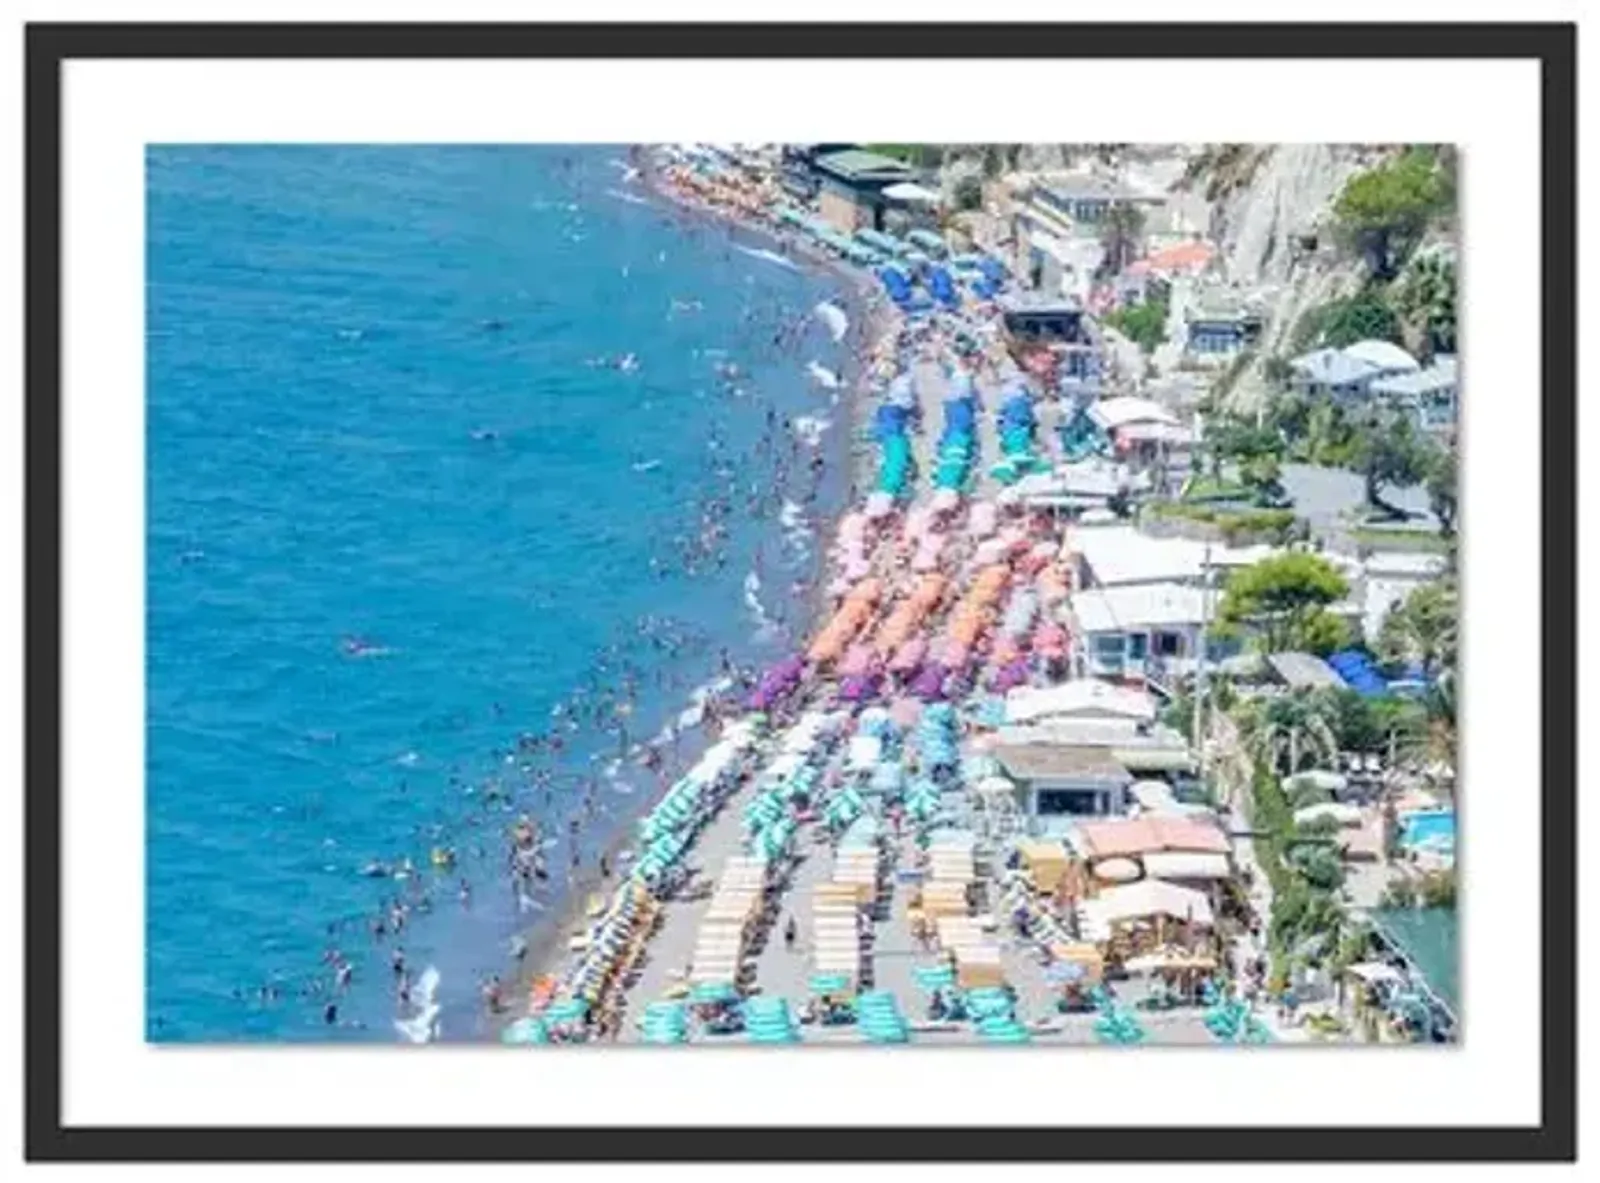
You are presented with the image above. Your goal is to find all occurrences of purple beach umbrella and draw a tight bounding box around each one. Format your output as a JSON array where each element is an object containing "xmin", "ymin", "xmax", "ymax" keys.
[{"xmin": 912, "ymin": 664, "xmax": 948, "ymax": 702}]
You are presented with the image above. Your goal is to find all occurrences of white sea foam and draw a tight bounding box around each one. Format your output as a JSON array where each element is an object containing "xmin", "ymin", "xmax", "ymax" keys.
[
  {"xmin": 605, "ymin": 188, "xmax": 651, "ymax": 208},
  {"xmin": 393, "ymin": 965, "xmax": 442, "ymax": 1044},
  {"xmin": 734, "ymin": 244, "xmax": 800, "ymax": 271},
  {"xmin": 814, "ymin": 301, "xmax": 849, "ymax": 342},
  {"xmin": 807, "ymin": 362, "xmax": 843, "ymax": 390},
  {"xmin": 791, "ymin": 414, "xmax": 831, "ymax": 448}
]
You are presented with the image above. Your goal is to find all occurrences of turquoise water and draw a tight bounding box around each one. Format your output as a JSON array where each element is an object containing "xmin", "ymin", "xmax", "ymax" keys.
[
  {"xmin": 146, "ymin": 146, "xmax": 849, "ymax": 1041},
  {"xmin": 1399, "ymin": 809, "xmax": 1456, "ymax": 852}
]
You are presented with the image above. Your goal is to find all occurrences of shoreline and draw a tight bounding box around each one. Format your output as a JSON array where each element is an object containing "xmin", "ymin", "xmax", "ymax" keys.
[{"xmin": 488, "ymin": 149, "xmax": 897, "ymax": 1039}]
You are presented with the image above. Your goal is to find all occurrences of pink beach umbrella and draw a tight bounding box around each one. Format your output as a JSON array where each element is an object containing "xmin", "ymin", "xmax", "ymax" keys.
[
  {"xmin": 1033, "ymin": 622, "xmax": 1069, "ymax": 659},
  {"xmin": 912, "ymin": 534, "xmax": 945, "ymax": 573},
  {"xmin": 973, "ymin": 538, "xmax": 1009, "ymax": 567},
  {"xmin": 931, "ymin": 487, "xmax": 962, "ymax": 514},
  {"xmin": 864, "ymin": 491, "xmax": 896, "ymax": 521},
  {"xmin": 903, "ymin": 506, "xmax": 932, "ymax": 542},
  {"xmin": 889, "ymin": 636, "xmax": 928, "ymax": 673},
  {"xmin": 839, "ymin": 643, "xmax": 879, "ymax": 678},
  {"xmin": 888, "ymin": 696, "xmax": 923, "ymax": 728},
  {"xmin": 967, "ymin": 501, "xmax": 998, "ymax": 539}
]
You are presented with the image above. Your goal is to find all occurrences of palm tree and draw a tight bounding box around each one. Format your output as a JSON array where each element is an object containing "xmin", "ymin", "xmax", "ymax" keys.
[
  {"xmin": 1377, "ymin": 580, "xmax": 1458, "ymax": 683},
  {"xmin": 1245, "ymin": 690, "xmax": 1341, "ymax": 775}
]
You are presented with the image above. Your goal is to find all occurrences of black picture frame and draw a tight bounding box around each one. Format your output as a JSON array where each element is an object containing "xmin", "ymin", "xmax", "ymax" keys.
[{"xmin": 23, "ymin": 20, "xmax": 1577, "ymax": 1164}]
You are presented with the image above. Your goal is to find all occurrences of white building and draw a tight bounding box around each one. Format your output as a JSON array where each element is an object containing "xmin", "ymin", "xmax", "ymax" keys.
[
  {"xmin": 1368, "ymin": 355, "xmax": 1458, "ymax": 436},
  {"xmin": 1004, "ymin": 678, "xmax": 1158, "ymax": 726},
  {"xmin": 1288, "ymin": 339, "xmax": 1421, "ymax": 404},
  {"xmin": 1069, "ymin": 582, "xmax": 1219, "ymax": 682},
  {"xmin": 1066, "ymin": 524, "xmax": 1273, "ymax": 590},
  {"xmin": 991, "ymin": 744, "xmax": 1135, "ymax": 830}
]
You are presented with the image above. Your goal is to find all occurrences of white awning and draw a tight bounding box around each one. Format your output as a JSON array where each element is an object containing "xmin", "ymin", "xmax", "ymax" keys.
[{"xmin": 883, "ymin": 181, "xmax": 942, "ymax": 206}]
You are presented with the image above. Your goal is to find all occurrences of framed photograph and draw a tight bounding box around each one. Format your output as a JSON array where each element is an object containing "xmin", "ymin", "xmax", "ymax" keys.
[{"xmin": 24, "ymin": 19, "xmax": 1576, "ymax": 1162}]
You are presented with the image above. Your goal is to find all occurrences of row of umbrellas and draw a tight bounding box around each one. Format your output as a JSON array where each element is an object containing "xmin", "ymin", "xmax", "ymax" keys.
[
  {"xmin": 914, "ymin": 700, "xmax": 960, "ymax": 772},
  {"xmin": 744, "ymin": 996, "xmax": 802, "ymax": 1044},
  {"xmin": 1205, "ymin": 997, "xmax": 1273, "ymax": 1044},
  {"xmin": 641, "ymin": 1000, "xmax": 690, "ymax": 1045},
  {"xmin": 858, "ymin": 990, "xmax": 911, "ymax": 1043}
]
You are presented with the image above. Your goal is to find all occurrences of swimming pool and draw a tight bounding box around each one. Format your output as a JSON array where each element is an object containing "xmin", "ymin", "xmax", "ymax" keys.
[{"xmin": 1399, "ymin": 809, "xmax": 1456, "ymax": 852}]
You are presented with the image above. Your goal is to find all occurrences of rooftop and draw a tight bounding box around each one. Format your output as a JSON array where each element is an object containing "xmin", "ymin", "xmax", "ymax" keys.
[
  {"xmin": 997, "ymin": 718, "xmax": 1190, "ymax": 753},
  {"xmin": 1265, "ymin": 651, "xmax": 1346, "ymax": 691},
  {"xmin": 1071, "ymin": 582, "xmax": 1209, "ymax": 634},
  {"xmin": 1072, "ymin": 815, "xmax": 1232, "ymax": 859},
  {"xmin": 999, "ymin": 291, "xmax": 1084, "ymax": 317},
  {"xmin": 1005, "ymin": 678, "xmax": 1158, "ymax": 725},
  {"xmin": 813, "ymin": 149, "xmax": 916, "ymax": 185},
  {"xmin": 992, "ymin": 744, "xmax": 1131, "ymax": 784},
  {"xmin": 1088, "ymin": 396, "xmax": 1180, "ymax": 432},
  {"xmin": 1126, "ymin": 240, "xmax": 1215, "ymax": 276},
  {"xmin": 1036, "ymin": 173, "xmax": 1162, "ymax": 204},
  {"xmin": 1369, "ymin": 355, "xmax": 1459, "ymax": 398},
  {"xmin": 882, "ymin": 180, "xmax": 941, "ymax": 206},
  {"xmin": 1078, "ymin": 879, "xmax": 1215, "ymax": 931},
  {"xmin": 1067, "ymin": 525, "xmax": 1274, "ymax": 588},
  {"xmin": 1288, "ymin": 347, "xmax": 1383, "ymax": 388},
  {"xmin": 1189, "ymin": 292, "xmax": 1263, "ymax": 323},
  {"xmin": 1341, "ymin": 339, "xmax": 1421, "ymax": 374}
]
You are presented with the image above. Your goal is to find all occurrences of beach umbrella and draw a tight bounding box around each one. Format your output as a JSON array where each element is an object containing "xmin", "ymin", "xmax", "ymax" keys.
[
  {"xmin": 989, "ymin": 658, "xmax": 1031, "ymax": 693},
  {"xmin": 501, "ymin": 1017, "xmax": 551, "ymax": 1045},
  {"xmin": 809, "ymin": 973, "xmax": 852, "ymax": 996},
  {"xmin": 911, "ymin": 664, "xmax": 947, "ymax": 702},
  {"xmin": 690, "ymin": 981, "xmax": 738, "ymax": 1005},
  {"xmin": 1032, "ymin": 622, "xmax": 1069, "ymax": 659},
  {"xmin": 839, "ymin": 643, "xmax": 879, "ymax": 678},
  {"xmin": 838, "ymin": 674, "xmax": 880, "ymax": 704}
]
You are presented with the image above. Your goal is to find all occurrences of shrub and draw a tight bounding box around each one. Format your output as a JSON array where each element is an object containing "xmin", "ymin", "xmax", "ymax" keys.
[{"xmin": 1103, "ymin": 297, "xmax": 1169, "ymax": 353}]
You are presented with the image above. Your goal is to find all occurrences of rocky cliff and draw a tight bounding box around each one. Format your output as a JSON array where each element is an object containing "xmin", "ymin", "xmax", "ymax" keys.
[{"xmin": 1189, "ymin": 144, "xmax": 1385, "ymax": 409}]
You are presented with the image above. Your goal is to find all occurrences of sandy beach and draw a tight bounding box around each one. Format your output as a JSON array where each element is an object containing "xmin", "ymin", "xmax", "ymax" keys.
[{"xmin": 494, "ymin": 144, "xmax": 1296, "ymax": 1051}]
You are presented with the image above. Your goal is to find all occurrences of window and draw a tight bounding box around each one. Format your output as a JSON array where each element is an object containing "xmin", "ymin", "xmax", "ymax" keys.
[
  {"xmin": 1092, "ymin": 634, "xmax": 1124, "ymax": 666},
  {"xmin": 1154, "ymin": 631, "xmax": 1183, "ymax": 657},
  {"xmin": 1036, "ymin": 788, "xmax": 1103, "ymax": 817},
  {"xmin": 1127, "ymin": 633, "xmax": 1149, "ymax": 660}
]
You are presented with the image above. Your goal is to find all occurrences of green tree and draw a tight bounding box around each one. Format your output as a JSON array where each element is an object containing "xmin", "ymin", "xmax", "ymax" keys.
[
  {"xmin": 1393, "ymin": 251, "xmax": 1457, "ymax": 358},
  {"xmin": 1423, "ymin": 444, "xmax": 1458, "ymax": 536},
  {"xmin": 1333, "ymin": 149, "xmax": 1449, "ymax": 278},
  {"xmin": 1244, "ymin": 689, "xmax": 1342, "ymax": 775},
  {"xmin": 1218, "ymin": 552, "xmax": 1350, "ymax": 653},
  {"xmin": 1102, "ymin": 297, "xmax": 1168, "ymax": 353},
  {"xmin": 1377, "ymin": 579, "xmax": 1458, "ymax": 683},
  {"xmin": 951, "ymin": 173, "xmax": 984, "ymax": 212},
  {"xmin": 1290, "ymin": 843, "xmax": 1345, "ymax": 891},
  {"xmin": 1238, "ymin": 452, "xmax": 1285, "ymax": 506},
  {"xmin": 1314, "ymin": 291, "xmax": 1403, "ymax": 349},
  {"xmin": 1353, "ymin": 410, "xmax": 1428, "ymax": 517}
]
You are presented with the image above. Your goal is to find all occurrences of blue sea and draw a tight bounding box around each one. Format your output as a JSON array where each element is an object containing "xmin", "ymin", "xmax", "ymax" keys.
[{"xmin": 146, "ymin": 145, "xmax": 851, "ymax": 1041}]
